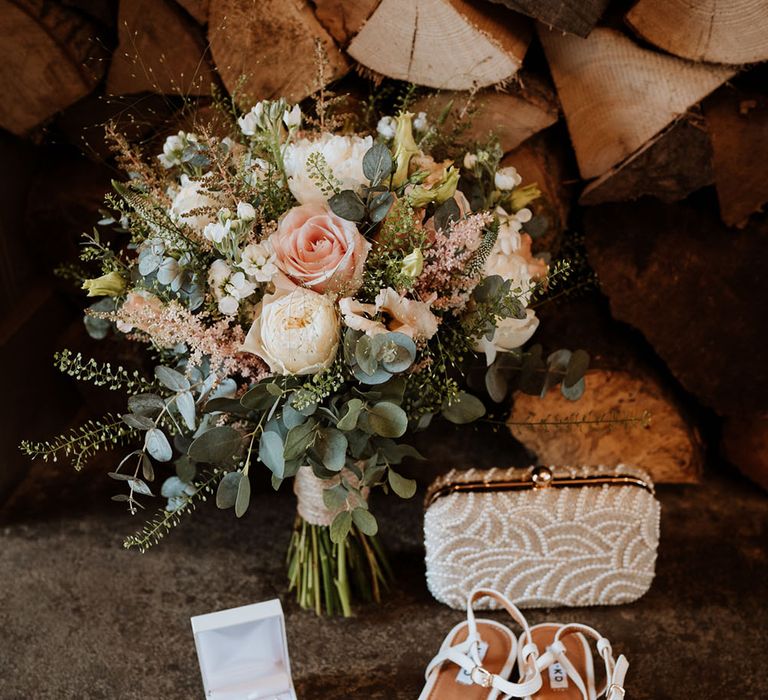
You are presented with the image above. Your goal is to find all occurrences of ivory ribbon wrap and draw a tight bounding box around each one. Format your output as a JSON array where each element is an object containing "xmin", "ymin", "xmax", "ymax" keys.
[{"xmin": 293, "ymin": 467, "xmax": 368, "ymax": 527}]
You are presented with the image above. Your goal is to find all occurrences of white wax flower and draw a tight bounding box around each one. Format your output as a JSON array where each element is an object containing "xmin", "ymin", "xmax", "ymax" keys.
[
  {"xmin": 203, "ymin": 219, "xmax": 232, "ymax": 245},
  {"xmin": 377, "ymin": 116, "xmax": 396, "ymax": 140},
  {"xmin": 283, "ymin": 104, "xmax": 302, "ymax": 129},
  {"xmin": 239, "ymin": 240, "xmax": 277, "ymax": 283},
  {"xmin": 284, "ymin": 133, "xmax": 373, "ymax": 205},
  {"xmin": 413, "ymin": 111, "xmax": 428, "ymax": 132},
  {"xmin": 241, "ymin": 288, "xmax": 340, "ymax": 375},
  {"xmin": 238, "ymin": 102, "xmax": 266, "ymax": 135},
  {"xmin": 208, "ymin": 260, "xmax": 256, "ymax": 316},
  {"xmin": 494, "ymin": 166, "xmax": 522, "ymax": 191},
  {"xmin": 237, "ymin": 201, "xmax": 256, "ymax": 221}
]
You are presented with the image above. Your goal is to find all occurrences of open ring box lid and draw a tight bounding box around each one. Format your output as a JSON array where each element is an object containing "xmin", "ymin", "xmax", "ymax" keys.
[{"xmin": 191, "ymin": 599, "xmax": 297, "ymax": 700}]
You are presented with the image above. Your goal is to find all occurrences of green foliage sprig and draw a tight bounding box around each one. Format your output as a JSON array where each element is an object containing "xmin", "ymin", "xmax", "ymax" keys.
[
  {"xmin": 55, "ymin": 349, "xmax": 155, "ymax": 393},
  {"xmin": 20, "ymin": 413, "xmax": 137, "ymax": 471},
  {"xmin": 123, "ymin": 470, "xmax": 222, "ymax": 552}
]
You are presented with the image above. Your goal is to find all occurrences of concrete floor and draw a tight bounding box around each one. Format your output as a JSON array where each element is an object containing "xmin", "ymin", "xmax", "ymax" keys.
[{"xmin": 1, "ymin": 458, "xmax": 766, "ymax": 699}]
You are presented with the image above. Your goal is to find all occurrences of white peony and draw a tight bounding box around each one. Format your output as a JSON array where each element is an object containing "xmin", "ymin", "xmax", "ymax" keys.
[
  {"xmin": 284, "ymin": 133, "xmax": 373, "ymax": 205},
  {"xmin": 474, "ymin": 309, "xmax": 540, "ymax": 366},
  {"xmin": 170, "ymin": 175, "xmax": 219, "ymax": 233},
  {"xmin": 239, "ymin": 240, "xmax": 277, "ymax": 283},
  {"xmin": 208, "ymin": 259, "xmax": 256, "ymax": 316},
  {"xmin": 494, "ymin": 166, "xmax": 522, "ymax": 191},
  {"xmin": 241, "ymin": 288, "xmax": 339, "ymax": 375}
]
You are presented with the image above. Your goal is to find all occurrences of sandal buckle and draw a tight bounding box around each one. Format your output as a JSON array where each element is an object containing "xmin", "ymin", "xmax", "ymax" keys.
[
  {"xmin": 470, "ymin": 665, "xmax": 494, "ymax": 688},
  {"xmin": 609, "ymin": 683, "xmax": 626, "ymax": 698}
]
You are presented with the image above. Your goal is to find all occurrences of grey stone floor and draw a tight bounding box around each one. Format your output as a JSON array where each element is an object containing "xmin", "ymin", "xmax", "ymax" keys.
[{"xmin": 1, "ymin": 458, "xmax": 766, "ymax": 699}]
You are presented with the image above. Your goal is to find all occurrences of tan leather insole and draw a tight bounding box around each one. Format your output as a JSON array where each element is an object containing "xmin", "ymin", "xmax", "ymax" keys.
[
  {"xmin": 529, "ymin": 625, "xmax": 590, "ymax": 700},
  {"xmin": 426, "ymin": 622, "xmax": 514, "ymax": 700}
]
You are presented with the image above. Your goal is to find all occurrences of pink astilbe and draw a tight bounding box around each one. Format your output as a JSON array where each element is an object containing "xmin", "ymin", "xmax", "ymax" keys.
[
  {"xmin": 113, "ymin": 299, "xmax": 268, "ymax": 380},
  {"xmin": 417, "ymin": 212, "xmax": 492, "ymax": 311}
]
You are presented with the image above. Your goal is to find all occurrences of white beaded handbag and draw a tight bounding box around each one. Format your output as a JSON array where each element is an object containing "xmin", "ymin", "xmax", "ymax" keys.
[{"xmin": 423, "ymin": 465, "xmax": 660, "ymax": 609}]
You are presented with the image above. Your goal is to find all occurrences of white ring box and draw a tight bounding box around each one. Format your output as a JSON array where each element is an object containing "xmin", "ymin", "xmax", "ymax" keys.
[{"xmin": 191, "ymin": 599, "xmax": 297, "ymax": 700}]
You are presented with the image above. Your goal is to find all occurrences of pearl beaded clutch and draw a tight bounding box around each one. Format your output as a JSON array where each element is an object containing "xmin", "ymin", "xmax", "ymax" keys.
[{"xmin": 423, "ymin": 465, "xmax": 660, "ymax": 609}]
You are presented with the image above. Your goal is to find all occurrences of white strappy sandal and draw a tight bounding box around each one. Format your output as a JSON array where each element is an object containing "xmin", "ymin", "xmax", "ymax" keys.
[
  {"xmin": 519, "ymin": 623, "xmax": 629, "ymax": 700},
  {"xmin": 419, "ymin": 588, "xmax": 543, "ymax": 700}
]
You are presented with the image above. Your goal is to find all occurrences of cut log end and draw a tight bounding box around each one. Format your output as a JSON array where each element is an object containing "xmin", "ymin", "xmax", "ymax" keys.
[
  {"xmin": 626, "ymin": 0, "xmax": 768, "ymax": 65},
  {"xmin": 348, "ymin": 0, "xmax": 531, "ymax": 90},
  {"xmin": 539, "ymin": 26, "xmax": 734, "ymax": 179},
  {"xmin": 507, "ymin": 369, "xmax": 703, "ymax": 483},
  {"xmin": 208, "ymin": 0, "xmax": 348, "ymax": 104}
]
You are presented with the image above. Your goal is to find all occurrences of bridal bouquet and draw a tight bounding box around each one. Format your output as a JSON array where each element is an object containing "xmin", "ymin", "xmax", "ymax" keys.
[{"xmin": 22, "ymin": 95, "xmax": 587, "ymax": 615}]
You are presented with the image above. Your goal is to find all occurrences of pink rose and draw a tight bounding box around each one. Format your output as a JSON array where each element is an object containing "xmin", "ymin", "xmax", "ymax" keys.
[{"xmin": 271, "ymin": 203, "xmax": 370, "ymax": 295}]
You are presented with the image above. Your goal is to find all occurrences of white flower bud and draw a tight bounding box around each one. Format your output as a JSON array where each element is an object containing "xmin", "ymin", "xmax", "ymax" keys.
[{"xmin": 376, "ymin": 116, "xmax": 397, "ymax": 140}]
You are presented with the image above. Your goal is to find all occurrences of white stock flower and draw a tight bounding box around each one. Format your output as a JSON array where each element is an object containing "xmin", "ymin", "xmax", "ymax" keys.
[
  {"xmin": 494, "ymin": 166, "xmax": 522, "ymax": 191},
  {"xmin": 283, "ymin": 104, "xmax": 302, "ymax": 129},
  {"xmin": 413, "ymin": 111, "xmax": 428, "ymax": 132},
  {"xmin": 238, "ymin": 102, "xmax": 266, "ymax": 135},
  {"xmin": 239, "ymin": 240, "xmax": 277, "ymax": 283},
  {"xmin": 170, "ymin": 176, "xmax": 219, "ymax": 233},
  {"xmin": 208, "ymin": 259, "xmax": 256, "ymax": 316},
  {"xmin": 241, "ymin": 288, "xmax": 340, "ymax": 375},
  {"xmin": 463, "ymin": 152, "xmax": 478, "ymax": 169},
  {"xmin": 284, "ymin": 133, "xmax": 373, "ymax": 205},
  {"xmin": 203, "ymin": 218, "xmax": 232, "ymax": 245},
  {"xmin": 237, "ymin": 201, "xmax": 256, "ymax": 221},
  {"xmin": 377, "ymin": 116, "xmax": 396, "ymax": 140}
]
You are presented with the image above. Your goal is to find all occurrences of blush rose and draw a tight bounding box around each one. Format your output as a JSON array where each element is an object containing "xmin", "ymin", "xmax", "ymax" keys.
[{"xmin": 271, "ymin": 203, "xmax": 370, "ymax": 295}]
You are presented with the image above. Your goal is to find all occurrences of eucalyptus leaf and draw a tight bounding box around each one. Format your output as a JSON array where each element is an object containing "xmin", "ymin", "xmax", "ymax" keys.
[
  {"xmin": 316, "ymin": 428, "xmax": 348, "ymax": 471},
  {"xmin": 259, "ymin": 430, "xmax": 285, "ymax": 478},
  {"xmin": 355, "ymin": 334, "xmax": 377, "ymax": 376},
  {"xmin": 434, "ymin": 197, "xmax": 460, "ymax": 232},
  {"xmin": 204, "ymin": 397, "xmax": 248, "ymax": 414},
  {"xmin": 362, "ymin": 142, "xmax": 393, "ymax": 185},
  {"xmin": 235, "ymin": 474, "xmax": 251, "ymax": 517},
  {"xmin": 128, "ymin": 393, "xmax": 164, "ymax": 417},
  {"xmin": 145, "ymin": 428, "xmax": 173, "ymax": 462},
  {"xmin": 129, "ymin": 478, "xmax": 153, "ymax": 496},
  {"xmin": 561, "ymin": 376, "xmax": 586, "ymax": 401},
  {"xmin": 322, "ymin": 483, "xmax": 348, "ymax": 511},
  {"xmin": 175, "ymin": 456, "xmax": 196, "ymax": 482},
  {"xmin": 188, "ymin": 426, "xmax": 243, "ymax": 464},
  {"xmin": 329, "ymin": 190, "xmax": 366, "ymax": 222},
  {"xmin": 376, "ymin": 439, "xmax": 424, "ymax": 464},
  {"xmin": 367, "ymin": 402, "xmax": 408, "ymax": 438},
  {"xmin": 351, "ymin": 507, "xmax": 378, "ymax": 536},
  {"xmin": 329, "ymin": 511, "xmax": 352, "ymax": 544},
  {"xmin": 176, "ymin": 391, "xmax": 197, "ymax": 431},
  {"xmin": 442, "ymin": 392, "xmax": 486, "ymax": 424},
  {"xmin": 485, "ymin": 364, "xmax": 508, "ymax": 403},
  {"xmin": 122, "ymin": 413, "xmax": 155, "ymax": 431},
  {"xmin": 282, "ymin": 403, "xmax": 306, "ymax": 430},
  {"xmin": 284, "ymin": 419, "xmax": 316, "ymax": 461},
  {"xmin": 337, "ymin": 398, "xmax": 364, "ymax": 431},
  {"xmin": 154, "ymin": 366, "xmax": 190, "ymax": 392},
  {"xmin": 388, "ymin": 469, "xmax": 417, "ymax": 498},
  {"xmin": 216, "ymin": 471, "xmax": 242, "ymax": 509},
  {"xmin": 107, "ymin": 472, "xmax": 133, "ymax": 481},
  {"xmin": 564, "ymin": 349, "xmax": 590, "ymax": 388},
  {"xmin": 240, "ymin": 383, "xmax": 275, "ymax": 411},
  {"xmin": 141, "ymin": 454, "xmax": 154, "ymax": 481}
]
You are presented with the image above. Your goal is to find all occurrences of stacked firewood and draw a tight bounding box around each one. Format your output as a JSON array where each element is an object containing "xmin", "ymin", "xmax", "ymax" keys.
[{"xmin": 2, "ymin": 0, "xmax": 767, "ymax": 490}]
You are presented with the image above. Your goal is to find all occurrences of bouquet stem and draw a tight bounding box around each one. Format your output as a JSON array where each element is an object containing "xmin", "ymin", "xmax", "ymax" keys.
[{"xmin": 286, "ymin": 515, "xmax": 391, "ymax": 616}]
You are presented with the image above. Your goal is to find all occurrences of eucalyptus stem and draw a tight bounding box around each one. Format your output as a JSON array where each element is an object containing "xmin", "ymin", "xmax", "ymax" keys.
[{"xmin": 286, "ymin": 517, "xmax": 392, "ymax": 617}]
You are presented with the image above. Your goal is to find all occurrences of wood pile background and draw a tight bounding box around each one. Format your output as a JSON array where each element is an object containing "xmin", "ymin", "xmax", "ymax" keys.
[{"xmin": 1, "ymin": 0, "xmax": 767, "ymax": 495}]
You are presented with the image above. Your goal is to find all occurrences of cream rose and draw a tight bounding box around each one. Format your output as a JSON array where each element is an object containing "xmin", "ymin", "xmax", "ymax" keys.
[
  {"xmin": 283, "ymin": 133, "xmax": 372, "ymax": 205},
  {"xmin": 271, "ymin": 203, "xmax": 370, "ymax": 295},
  {"xmin": 241, "ymin": 288, "xmax": 339, "ymax": 375}
]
